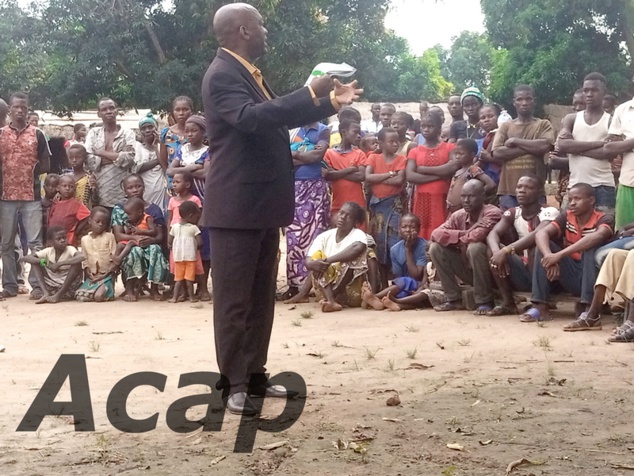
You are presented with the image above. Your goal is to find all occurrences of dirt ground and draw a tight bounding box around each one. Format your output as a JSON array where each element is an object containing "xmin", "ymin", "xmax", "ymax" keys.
[{"xmin": 2, "ymin": 277, "xmax": 634, "ymax": 475}]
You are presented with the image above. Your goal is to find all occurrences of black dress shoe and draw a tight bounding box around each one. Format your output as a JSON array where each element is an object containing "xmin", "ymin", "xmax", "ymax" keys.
[
  {"xmin": 249, "ymin": 384, "xmax": 299, "ymax": 399},
  {"xmin": 225, "ymin": 392, "xmax": 259, "ymax": 415}
]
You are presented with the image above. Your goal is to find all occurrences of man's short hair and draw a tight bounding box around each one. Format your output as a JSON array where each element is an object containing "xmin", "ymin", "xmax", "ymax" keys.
[
  {"xmin": 338, "ymin": 106, "xmax": 361, "ymax": 123},
  {"xmin": 8, "ymin": 91, "xmax": 28, "ymax": 105},
  {"xmin": 380, "ymin": 103, "xmax": 396, "ymax": 113},
  {"xmin": 583, "ymin": 72, "xmax": 607, "ymax": 85},
  {"xmin": 97, "ymin": 97, "xmax": 116, "ymax": 109},
  {"xmin": 513, "ymin": 84, "xmax": 535, "ymax": 97},
  {"xmin": 570, "ymin": 182, "xmax": 596, "ymax": 198},
  {"xmin": 456, "ymin": 138, "xmax": 479, "ymax": 156}
]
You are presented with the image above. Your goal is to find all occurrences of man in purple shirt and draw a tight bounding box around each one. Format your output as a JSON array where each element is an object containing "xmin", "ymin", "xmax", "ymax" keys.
[{"xmin": 429, "ymin": 179, "xmax": 502, "ymax": 314}]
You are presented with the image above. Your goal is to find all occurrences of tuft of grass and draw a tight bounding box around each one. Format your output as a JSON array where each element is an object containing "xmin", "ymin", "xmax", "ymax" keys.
[
  {"xmin": 75, "ymin": 320, "xmax": 88, "ymax": 327},
  {"xmin": 364, "ymin": 346, "xmax": 381, "ymax": 360},
  {"xmin": 457, "ymin": 338, "xmax": 471, "ymax": 347},
  {"xmin": 350, "ymin": 359, "xmax": 361, "ymax": 371},
  {"xmin": 331, "ymin": 340, "xmax": 342, "ymax": 347},
  {"xmin": 463, "ymin": 352, "xmax": 475, "ymax": 363},
  {"xmin": 386, "ymin": 359, "xmax": 395, "ymax": 371},
  {"xmin": 89, "ymin": 340, "xmax": 100, "ymax": 352},
  {"xmin": 291, "ymin": 319, "xmax": 302, "ymax": 327},
  {"xmin": 405, "ymin": 325, "xmax": 419, "ymax": 333},
  {"xmin": 300, "ymin": 311, "xmax": 314, "ymax": 319},
  {"xmin": 406, "ymin": 348, "xmax": 418, "ymax": 359},
  {"xmin": 155, "ymin": 330, "xmax": 165, "ymax": 341},
  {"xmin": 533, "ymin": 335, "xmax": 553, "ymax": 351},
  {"xmin": 282, "ymin": 342, "xmax": 289, "ymax": 349},
  {"xmin": 313, "ymin": 351, "xmax": 325, "ymax": 359},
  {"xmin": 536, "ymin": 320, "xmax": 547, "ymax": 328}
]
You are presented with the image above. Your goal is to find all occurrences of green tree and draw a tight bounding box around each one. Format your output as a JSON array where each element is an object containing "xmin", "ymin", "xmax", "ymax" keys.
[
  {"xmin": 481, "ymin": 0, "xmax": 632, "ymax": 107},
  {"xmin": 439, "ymin": 32, "xmax": 497, "ymax": 95},
  {"xmin": 0, "ymin": 0, "xmax": 454, "ymax": 114}
]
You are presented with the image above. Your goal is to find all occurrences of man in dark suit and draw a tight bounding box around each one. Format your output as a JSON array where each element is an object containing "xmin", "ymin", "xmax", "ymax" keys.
[{"xmin": 202, "ymin": 3, "xmax": 362, "ymax": 415}]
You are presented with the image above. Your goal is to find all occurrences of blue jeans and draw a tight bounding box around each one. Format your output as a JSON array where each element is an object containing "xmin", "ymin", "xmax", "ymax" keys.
[
  {"xmin": 531, "ymin": 241, "xmax": 597, "ymax": 304},
  {"xmin": 508, "ymin": 254, "xmax": 532, "ymax": 292},
  {"xmin": 0, "ymin": 200, "xmax": 43, "ymax": 295},
  {"xmin": 594, "ymin": 185, "xmax": 616, "ymax": 212},
  {"xmin": 595, "ymin": 236, "xmax": 634, "ymax": 267}
]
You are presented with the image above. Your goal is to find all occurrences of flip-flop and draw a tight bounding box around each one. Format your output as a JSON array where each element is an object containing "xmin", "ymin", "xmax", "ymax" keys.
[
  {"xmin": 562, "ymin": 312, "xmax": 602, "ymax": 332},
  {"xmin": 519, "ymin": 307, "xmax": 551, "ymax": 322},
  {"xmin": 473, "ymin": 305, "xmax": 494, "ymax": 316},
  {"xmin": 486, "ymin": 305, "xmax": 519, "ymax": 316}
]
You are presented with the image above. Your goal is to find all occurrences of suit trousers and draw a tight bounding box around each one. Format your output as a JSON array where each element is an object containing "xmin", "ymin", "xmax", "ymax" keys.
[{"xmin": 209, "ymin": 227, "xmax": 279, "ymax": 394}]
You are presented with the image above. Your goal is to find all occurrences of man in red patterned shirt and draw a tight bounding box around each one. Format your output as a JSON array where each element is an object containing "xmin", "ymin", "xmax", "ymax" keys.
[{"xmin": 0, "ymin": 92, "xmax": 50, "ymax": 298}]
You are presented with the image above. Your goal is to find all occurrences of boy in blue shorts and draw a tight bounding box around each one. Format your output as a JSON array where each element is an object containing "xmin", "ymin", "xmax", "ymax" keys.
[{"xmin": 362, "ymin": 214, "xmax": 431, "ymax": 311}]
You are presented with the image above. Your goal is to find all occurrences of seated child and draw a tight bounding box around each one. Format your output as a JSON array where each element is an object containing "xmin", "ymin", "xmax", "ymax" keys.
[
  {"xmin": 362, "ymin": 214, "xmax": 430, "ymax": 311},
  {"xmin": 446, "ymin": 138, "xmax": 496, "ymax": 214},
  {"xmin": 22, "ymin": 226, "xmax": 84, "ymax": 304},
  {"xmin": 168, "ymin": 201, "xmax": 202, "ymax": 303},
  {"xmin": 48, "ymin": 175, "xmax": 91, "ymax": 246},
  {"xmin": 113, "ymin": 197, "xmax": 158, "ymax": 265},
  {"xmin": 75, "ymin": 207, "xmax": 117, "ymax": 302}
]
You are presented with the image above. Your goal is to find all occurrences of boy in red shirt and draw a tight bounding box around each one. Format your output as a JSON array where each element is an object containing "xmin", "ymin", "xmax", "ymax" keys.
[{"xmin": 324, "ymin": 119, "xmax": 366, "ymax": 223}]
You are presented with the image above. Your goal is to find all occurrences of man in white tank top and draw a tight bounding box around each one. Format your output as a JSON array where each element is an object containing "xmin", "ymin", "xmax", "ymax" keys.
[
  {"xmin": 486, "ymin": 175, "xmax": 558, "ymax": 315},
  {"xmin": 558, "ymin": 72, "xmax": 618, "ymax": 213}
]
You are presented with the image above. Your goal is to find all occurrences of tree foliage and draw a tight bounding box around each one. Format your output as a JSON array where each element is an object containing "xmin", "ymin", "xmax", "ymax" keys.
[
  {"xmin": 481, "ymin": 0, "xmax": 632, "ymax": 107},
  {"xmin": 435, "ymin": 32, "xmax": 496, "ymax": 95},
  {"xmin": 0, "ymin": 0, "xmax": 451, "ymax": 115}
]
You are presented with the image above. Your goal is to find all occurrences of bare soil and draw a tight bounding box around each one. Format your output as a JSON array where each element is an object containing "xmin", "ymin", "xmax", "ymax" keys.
[{"xmin": 2, "ymin": 288, "xmax": 634, "ymax": 476}]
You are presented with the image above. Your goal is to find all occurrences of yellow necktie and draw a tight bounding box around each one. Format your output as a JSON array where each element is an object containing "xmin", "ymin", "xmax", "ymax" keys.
[{"xmin": 252, "ymin": 69, "xmax": 273, "ymax": 100}]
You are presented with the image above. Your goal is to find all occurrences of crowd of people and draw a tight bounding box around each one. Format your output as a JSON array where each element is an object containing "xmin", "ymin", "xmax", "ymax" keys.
[
  {"xmin": 1, "ymin": 69, "xmax": 634, "ymax": 341},
  {"xmin": 277, "ymin": 71, "xmax": 634, "ymax": 343}
]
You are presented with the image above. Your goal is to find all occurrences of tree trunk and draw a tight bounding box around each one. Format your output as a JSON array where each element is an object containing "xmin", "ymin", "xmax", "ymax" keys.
[{"xmin": 145, "ymin": 22, "xmax": 167, "ymax": 64}]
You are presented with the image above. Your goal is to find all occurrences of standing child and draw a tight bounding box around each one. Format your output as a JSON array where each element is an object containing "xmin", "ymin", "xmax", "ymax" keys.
[
  {"xmin": 113, "ymin": 197, "xmax": 158, "ymax": 265},
  {"xmin": 167, "ymin": 115, "xmax": 211, "ymax": 298},
  {"xmin": 160, "ymin": 96, "xmax": 193, "ymax": 192},
  {"xmin": 166, "ymin": 170, "xmax": 209, "ymax": 301},
  {"xmin": 391, "ymin": 111, "xmax": 416, "ymax": 155},
  {"xmin": 446, "ymin": 139, "xmax": 496, "ymax": 214},
  {"xmin": 406, "ymin": 113, "xmax": 457, "ymax": 239},
  {"xmin": 168, "ymin": 201, "xmax": 202, "ymax": 303},
  {"xmin": 48, "ymin": 175, "xmax": 91, "ymax": 246},
  {"xmin": 476, "ymin": 103, "xmax": 503, "ymax": 185},
  {"xmin": 324, "ymin": 119, "xmax": 367, "ymax": 222},
  {"xmin": 22, "ymin": 226, "xmax": 84, "ymax": 304},
  {"xmin": 449, "ymin": 87, "xmax": 486, "ymax": 143},
  {"xmin": 66, "ymin": 144, "xmax": 95, "ymax": 208},
  {"xmin": 75, "ymin": 206, "xmax": 117, "ymax": 302},
  {"xmin": 42, "ymin": 173, "xmax": 60, "ymax": 240},
  {"xmin": 365, "ymin": 127, "xmax": 407, "ymax": 284}
]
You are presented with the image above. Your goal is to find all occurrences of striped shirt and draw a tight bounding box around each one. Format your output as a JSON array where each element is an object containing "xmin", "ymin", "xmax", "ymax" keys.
[{"xmin": 552, "ymin": 209, "xmax": 614, "ymax": 260}]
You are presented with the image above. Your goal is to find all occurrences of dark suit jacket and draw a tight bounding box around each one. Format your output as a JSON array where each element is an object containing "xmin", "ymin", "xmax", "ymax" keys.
[{"xmin": 202, "ymin": 48, "xmax": 337, "ymax": 229}]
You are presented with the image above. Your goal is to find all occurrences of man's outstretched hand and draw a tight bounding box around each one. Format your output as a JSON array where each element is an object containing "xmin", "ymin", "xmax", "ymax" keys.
[
  {"xmin": 334, "ymin": 79, "xmax": 363, "ymax": 105},
  {"xmin": 310, "ymin": 75, "xmax": 335, "ymax": 97}
]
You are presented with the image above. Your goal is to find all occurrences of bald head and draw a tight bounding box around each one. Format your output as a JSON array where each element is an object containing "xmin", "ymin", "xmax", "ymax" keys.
[
  {"xmin": 461, "ymin": 179, "xmax": 485, "ymax": 213},
  {"xmin": 213, "ymin": 3, "xmax": 266, "ymax": 60}
]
